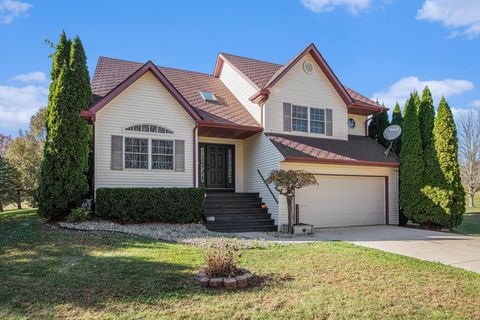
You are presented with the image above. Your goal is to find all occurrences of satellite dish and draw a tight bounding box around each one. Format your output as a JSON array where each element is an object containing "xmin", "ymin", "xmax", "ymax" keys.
[
  {"xmin": 383, "ymin": 125, "xmax": 402, "ymax": 141},
  {"xmin": 382, "ymin": 125, "xmax": 402, "ymax": 157}
]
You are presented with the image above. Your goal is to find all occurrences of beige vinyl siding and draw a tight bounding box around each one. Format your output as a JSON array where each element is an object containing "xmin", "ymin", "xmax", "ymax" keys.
[
  {"xmin": 279, "ymin": 162, "xmax": 399, "ymax": 226},
  {"xmin": 218, "ymin": 58, "xmax": 262, "ymax": 124},
  {"xmin": 95, "ymin": 72, "xmax": 195, "ymax": 191},
  {"xmin": 244, "ymin": 133, "xmax": 284, "ymax": 223},
  {"xmin": 198, "ymin": 137, "xmax": 245, "ymax": 192},
  {"xmin": 348, "ymin": 113, "xmax": 366, "ymax": 136},
  {"xmin": 264, "ymin": 53, "xmax": 348, "ymax": 140}
]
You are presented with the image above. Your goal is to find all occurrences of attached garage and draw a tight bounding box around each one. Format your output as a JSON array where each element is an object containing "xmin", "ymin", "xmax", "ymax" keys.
[{"xmin": 295, "ymin": 175, "xmax": 387, "ymax": 228}]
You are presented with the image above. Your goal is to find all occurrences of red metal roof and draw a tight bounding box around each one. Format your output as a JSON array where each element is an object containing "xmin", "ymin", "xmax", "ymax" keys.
[
  {"xmin": 91, "ymin": 57, "xmax": 261, "ymax": 128},
  {"xmin": 218, "ymin": 45, "xmax": 384, "ymax": 112},
  {"xmin": 266, "ymin": 133, "xmax": 399, "ymax": 167}
]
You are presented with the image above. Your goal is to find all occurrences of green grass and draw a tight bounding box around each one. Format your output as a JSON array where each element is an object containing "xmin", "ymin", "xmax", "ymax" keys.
[
  {"xmin": 453, "ymin": 194, "xmax": 480, "ymax": 236},
  {"xmin": 2, "ymin": 209, "xmax": 480, "ymax": 319},
  {"xmin": 466, "ymin": 194, "xmax": 480, "ymax": 214}
]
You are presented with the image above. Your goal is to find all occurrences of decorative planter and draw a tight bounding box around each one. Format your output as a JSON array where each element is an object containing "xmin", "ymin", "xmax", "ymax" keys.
[
  {"xmin": 196, "ymin": 268, "xmax": 253, "ymax": 289},
  {"xmin": 281, "ymin": 224, "xmax": 314, "ymax": 235}
]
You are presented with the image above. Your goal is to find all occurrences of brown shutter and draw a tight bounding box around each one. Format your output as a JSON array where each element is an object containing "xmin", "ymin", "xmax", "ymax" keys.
[
  {"xmin": 283, "ymin": 102, "xmax": 292, "ymax": 132},
  {"xmin": 326, "ymin": 109, "xmax": 333, "ymax": 136},
  {"xmin": 111, "ymin": 135, "xmax": 123, "ymax": 170},
  {"xmin": 175, "ymin": 140, "xmax": 185, "ymax": 172}
]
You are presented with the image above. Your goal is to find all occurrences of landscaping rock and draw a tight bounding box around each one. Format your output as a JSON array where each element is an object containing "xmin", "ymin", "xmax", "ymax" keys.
[
  {"xmin": 235, "ymin": 275, "xmax": 248, "ymax": 288},
  {"xmin": 196, "ymin": 276, "xmax": 209, "ymax": 286},
  {"xmin": 209, "ymin": 277, "xmax": 223, "ymax": 288},
  {"xmin": 223, "ymin": 277, "xmax": 237, "ymax": 289},
  {"xmin": 58, "ymin": 220, "xmax": 272, "ymax": 249}
]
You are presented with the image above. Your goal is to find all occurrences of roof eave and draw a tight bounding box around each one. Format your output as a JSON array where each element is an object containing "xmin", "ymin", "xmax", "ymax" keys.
[
  {"xmin": 87, "ymin": 61, "xmax": 202, "ymax": 122},
  {"xmin": 283, "ymin": 156, "xmax": 400, "ymax": 168}
]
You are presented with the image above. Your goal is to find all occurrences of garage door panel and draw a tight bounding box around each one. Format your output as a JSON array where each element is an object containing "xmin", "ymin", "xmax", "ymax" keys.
[{"xmin": 296, "ymin": 175, "xmax": 385, "ymax": 227}]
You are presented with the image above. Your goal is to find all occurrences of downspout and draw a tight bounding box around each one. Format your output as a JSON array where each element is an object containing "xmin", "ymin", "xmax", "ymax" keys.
[{"xmin": 193, "ymin": 123, "xmax": 198, "ymax": 187}]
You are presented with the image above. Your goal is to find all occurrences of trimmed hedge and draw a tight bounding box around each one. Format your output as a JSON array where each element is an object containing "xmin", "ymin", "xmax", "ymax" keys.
[{"xmin": 95, "ymin": 187, "xmax": 205, "ymax": 223}]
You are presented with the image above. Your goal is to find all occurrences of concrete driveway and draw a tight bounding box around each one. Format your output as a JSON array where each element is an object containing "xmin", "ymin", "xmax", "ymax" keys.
[{"xmin": 241, "ymin": 226, "xmax": 480, "ymax": 273}]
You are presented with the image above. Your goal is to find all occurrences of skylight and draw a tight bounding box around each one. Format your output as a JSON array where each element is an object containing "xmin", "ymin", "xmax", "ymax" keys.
[{"xmin": 200, "ymin": 91, "xmax": 217, "ymax": 103}]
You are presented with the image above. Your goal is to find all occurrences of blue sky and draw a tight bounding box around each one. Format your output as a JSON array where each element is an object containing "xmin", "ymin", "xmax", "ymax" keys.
[{"xmin": 1, "ymin": 0, "xmax": 479, "ymax": 136}]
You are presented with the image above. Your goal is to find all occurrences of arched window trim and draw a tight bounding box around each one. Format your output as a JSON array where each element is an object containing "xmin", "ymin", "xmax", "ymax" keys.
[{"xmin": 124, "ymin": 123, "xmax": 174, "ymax": 135}]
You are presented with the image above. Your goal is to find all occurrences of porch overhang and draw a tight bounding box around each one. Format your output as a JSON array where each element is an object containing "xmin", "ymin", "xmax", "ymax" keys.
[{"xmin": 197, "ymin": 121, "xmax": 263, "ymax": 139}]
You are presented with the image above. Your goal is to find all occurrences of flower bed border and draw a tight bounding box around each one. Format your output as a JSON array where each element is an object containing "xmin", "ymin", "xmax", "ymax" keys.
[{"xmin": 196, "ymin": 268, "xmax": 253, "ymax": 289}]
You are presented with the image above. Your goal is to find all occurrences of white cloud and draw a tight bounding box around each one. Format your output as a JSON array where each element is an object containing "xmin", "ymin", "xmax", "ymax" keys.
[
  {"xmin": 0, "ymin": 0, "xmax": 32, "ymax": 24},
  {"xmin": 0, "ymin": 84, "xmax": 48, "ymax": 134},
  {"xmin": 10, "ymin": 71, "xmax": 47, "ymax": 83},
  {"xmin": 417, "ymin": 0, "xmax": 480, "ymax": 39},
  {"xmin": 372, "ymin": 76, "xmax": 474, "ymax": 108},
  {"xmin": 301, "ymin": 0, "xmax": 372, "ymax": 14}
]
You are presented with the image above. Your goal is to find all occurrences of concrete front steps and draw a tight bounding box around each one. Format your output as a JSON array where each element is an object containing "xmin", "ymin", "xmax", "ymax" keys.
[{"xmin": 203, "ymin": 192, "xmax": 277, "ymax": 232}]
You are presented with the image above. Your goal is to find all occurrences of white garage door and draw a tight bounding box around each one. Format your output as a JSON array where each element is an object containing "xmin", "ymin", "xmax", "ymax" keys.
[{"xmin": 296, "ymin": 175, "xmax": 385, "ymax": 227}]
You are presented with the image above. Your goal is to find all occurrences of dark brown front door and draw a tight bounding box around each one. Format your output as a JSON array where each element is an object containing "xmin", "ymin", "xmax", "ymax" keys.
[{"xmin": 199, "ymin": 143, "xmax": 235, "ymax": 189}]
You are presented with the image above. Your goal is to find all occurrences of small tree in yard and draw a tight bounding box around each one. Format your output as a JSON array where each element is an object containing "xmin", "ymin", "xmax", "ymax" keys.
[
  {"xmin": 266, "ymin": 169, "xmax": 318, "ymax": 233},
  {"xmin": 458, "ymin": 108, "xmax": 480, "ymax": 207},
  {"xmin": 0, "ymin": 156, "xmax": 20, "ymax": 212}
]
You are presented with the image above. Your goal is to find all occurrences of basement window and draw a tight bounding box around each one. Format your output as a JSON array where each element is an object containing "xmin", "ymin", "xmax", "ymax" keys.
[{"xmin": 200, "ymin": 91, "xmax": 217, "ymax": 103}]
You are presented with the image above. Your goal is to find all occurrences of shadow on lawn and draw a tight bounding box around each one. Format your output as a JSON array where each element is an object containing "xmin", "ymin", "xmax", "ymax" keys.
[
  {"xmin": 0, "ymin": 217, "xmax": 207, "ymax": 316},
  {"xmin": 0, "ymin": 212, "xmax": 280, "ymax": 317}
]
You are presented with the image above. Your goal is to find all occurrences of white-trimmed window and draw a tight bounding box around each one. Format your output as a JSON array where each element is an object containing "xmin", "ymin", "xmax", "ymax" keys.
[
  {"xmin": 125, "ymin": 124, "xmax": 173, "ymax": 134},
  {"xmin": 292, "ymin": 105, "xmax": 308, "ymax": 132},
  {"xmin": 152, "ymin": 140, "xmax": 174, "ymax": 170},
  {"xmin": 291, "ymin": 105, "xmax": 326, "ymax": 134},
  {"xmin": 310, "ymin": 108, "xmax": 325, "ymax": 134},
  {"xmin": 125, "ymin": 138, "xmax": 148, "ymax": 169}
]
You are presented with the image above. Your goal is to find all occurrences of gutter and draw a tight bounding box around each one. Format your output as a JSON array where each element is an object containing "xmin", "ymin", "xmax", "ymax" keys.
[{"xmin": 283, "ymin": 156, "xmax": 400, "ymax": 168}]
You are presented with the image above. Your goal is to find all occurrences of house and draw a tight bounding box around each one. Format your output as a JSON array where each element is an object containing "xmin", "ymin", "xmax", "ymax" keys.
[{"xmin": 81, "ymin": 43, "xmax": 400, "ymax": 232}]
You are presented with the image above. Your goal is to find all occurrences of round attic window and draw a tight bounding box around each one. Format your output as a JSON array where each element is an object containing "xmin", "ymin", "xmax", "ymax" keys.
[
  {"xmin": 303, "ymin": 61, "xmax": 314, "ymax": 74},
  {"xmin": 348, "ymin": 118, "xmax": 356, "ymax": 129}
]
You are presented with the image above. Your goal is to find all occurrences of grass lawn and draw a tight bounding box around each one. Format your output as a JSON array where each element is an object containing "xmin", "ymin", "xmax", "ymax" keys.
[
  {"xmin": 455, "ymin": 194, "xmax": 480, "ymax": 236},
  {"xmin": 2, "ymin": 209, "xmax": 480, "ymax": 319}
]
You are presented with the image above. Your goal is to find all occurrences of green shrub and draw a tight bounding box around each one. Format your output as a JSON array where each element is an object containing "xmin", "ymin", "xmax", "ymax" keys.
[
  {"xmin": 67, "ymin": 207, "xmax": 91, "ymax": 223},
  {"xmin": 95, "ymin": 187, "xmax": 205, "ymax": 223}
]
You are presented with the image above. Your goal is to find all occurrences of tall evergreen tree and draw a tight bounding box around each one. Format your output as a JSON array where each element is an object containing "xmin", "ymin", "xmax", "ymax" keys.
[
  {"xmin": 38, "ymin": 33, "xmax": 91, "ymax": 220},
  {"xmin": 368, "ymin": 110, "xmax": 390, "ymax": 148},
  {"xmin": 431, "ymin": 97, "xmax": 465, "ymax": 228},
  {"xmin": 418, "ymin": 86, "xmax": 440, "ymax": 186},
  {"xmin": 391, "ymin": 102, "xmax": 403, "ymax": 155},
  {"xmin": 400, "ymin": 92, "xmax": 424, "ymax": 223}
]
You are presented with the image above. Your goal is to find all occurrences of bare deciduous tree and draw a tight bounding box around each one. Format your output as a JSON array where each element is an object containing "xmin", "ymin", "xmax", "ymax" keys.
[{"xmin": 458, "ymin": 108, "xmax": 480, "ymax": 207}]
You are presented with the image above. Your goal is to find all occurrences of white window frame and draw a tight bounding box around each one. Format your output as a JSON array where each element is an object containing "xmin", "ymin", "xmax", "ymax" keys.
[
  {"xmin": 291, "ymin": 105, "xmax": 326, "ymax": 135},
  {"xmin": 123, "ymin": 136, "xmax": 175, "ymax": 171},
  {"xmin": 124, "ymin": 123, "xmax": 174, "ymax": 135},
  {"xmin": 151, "ymin": 139, "xmax": 175, "ymax": 170},
  {"xmin": 291, "ymin": 105, "xmax": 309, "ymax": 133},
  {"xmin": 124, "ymin": 137, "xmax": 149, "ymax": 170},
  {"xmin": 310, "ymin": 107, "xmax": 326, "ymax": 134}
]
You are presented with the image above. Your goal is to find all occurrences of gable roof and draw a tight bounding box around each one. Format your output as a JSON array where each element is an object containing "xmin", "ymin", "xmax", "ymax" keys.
[
  {"xmin": 266, "ymin": 133, "xmax": 400, "ymax": 167},
  {"xmin": 216, "ymin": 44, "xmax": 384, "ymax": 113},
  {"xmin": 88, "ymin": 57, "xmax": 261, "ymax": 127}
]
